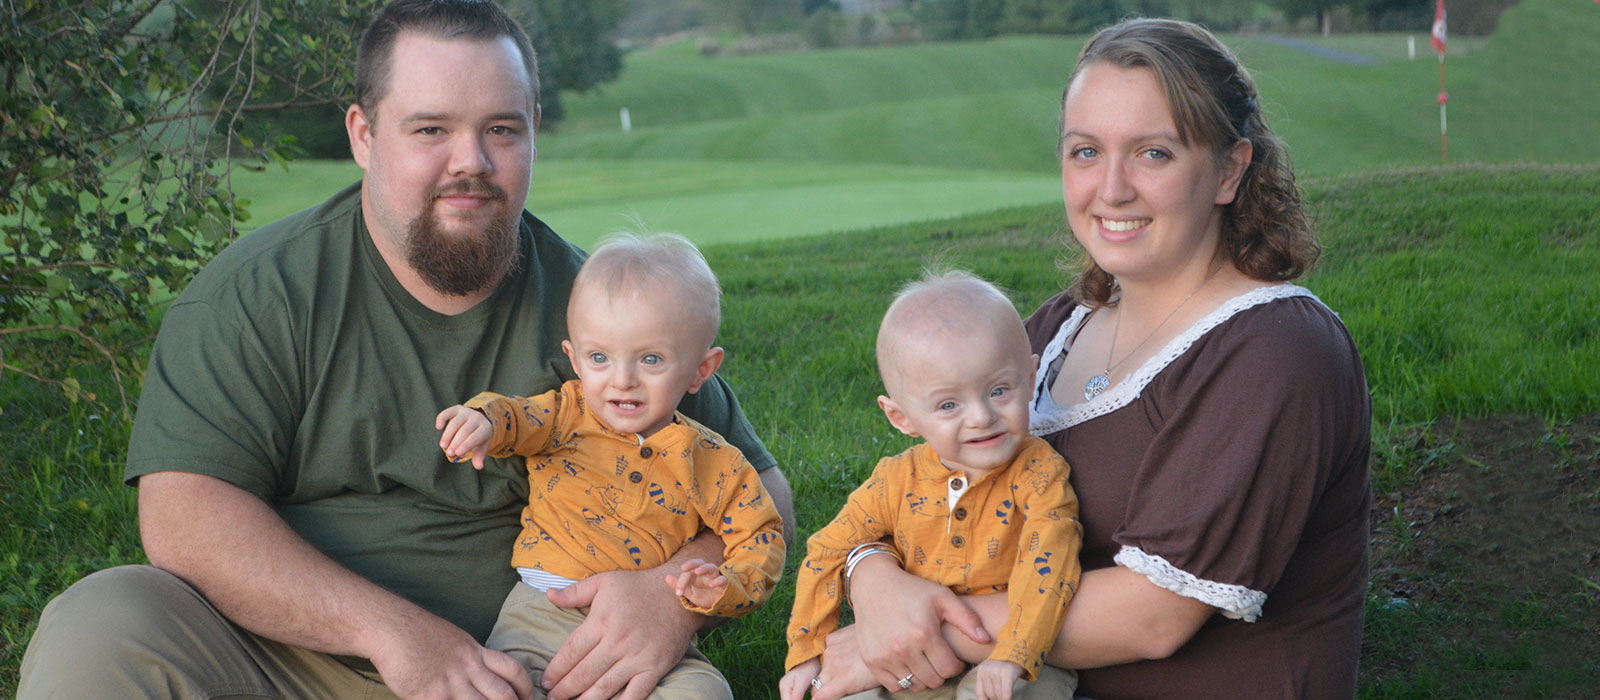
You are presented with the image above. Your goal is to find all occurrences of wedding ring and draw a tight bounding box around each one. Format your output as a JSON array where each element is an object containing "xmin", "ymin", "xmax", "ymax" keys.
[
  {"xmin": 811, "ymin": 677, "xmax": 824, "ymax": 691},
  {"xmin": 898, "ymin": 672, "xmax": 915, "ymax": 689}
]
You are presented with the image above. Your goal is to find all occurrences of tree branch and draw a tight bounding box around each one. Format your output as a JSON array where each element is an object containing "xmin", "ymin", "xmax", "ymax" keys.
[{"xmin": 1, "ymin": 324, "xmax": 132, "ymax": 420}]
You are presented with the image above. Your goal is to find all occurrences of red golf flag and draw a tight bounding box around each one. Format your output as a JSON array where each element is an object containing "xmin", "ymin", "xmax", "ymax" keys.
[{"xmin": 1431, "ymin": 0, "xmax": 1447, "ymax": 54}]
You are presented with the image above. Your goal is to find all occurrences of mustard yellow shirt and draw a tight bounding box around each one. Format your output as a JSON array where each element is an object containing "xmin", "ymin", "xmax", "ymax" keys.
[
  {"xmin": 465, "ymin": 381, "xmax": 784, "ymax": 618},
  {"xmin": 785, "ymin": 437, "xmax": 1081, "ymax": 679}
]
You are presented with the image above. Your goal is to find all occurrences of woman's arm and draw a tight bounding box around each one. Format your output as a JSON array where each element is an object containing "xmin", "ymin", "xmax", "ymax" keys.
[{"xmin": 819, "ymin": 556, "xmax": 1214, "ymax": 698}]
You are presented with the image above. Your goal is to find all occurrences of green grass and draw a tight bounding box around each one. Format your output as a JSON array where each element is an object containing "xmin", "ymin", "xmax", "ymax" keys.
[
  {"xmin": 227, "ymin": 159, "xmax": 1058, "ymax": 249},
  {"xmin": 7, "ymin": 163, "xmax": 1597, "ymax": 697}
]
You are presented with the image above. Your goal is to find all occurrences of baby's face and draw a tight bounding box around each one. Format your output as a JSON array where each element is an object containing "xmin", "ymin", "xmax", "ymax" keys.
[
  {"xmin": 885, "ymin": 328, "xmax": 1033, "ymax": 477},
  {"xmin": 563, "ymin": 283, "xmax": 716, "ymax": 438}
]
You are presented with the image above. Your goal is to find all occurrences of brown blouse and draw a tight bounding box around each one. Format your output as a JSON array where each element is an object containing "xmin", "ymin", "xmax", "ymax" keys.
[{"xmin": 1026, "ymin": 285, "xmax": 1371, "ymax": 699}]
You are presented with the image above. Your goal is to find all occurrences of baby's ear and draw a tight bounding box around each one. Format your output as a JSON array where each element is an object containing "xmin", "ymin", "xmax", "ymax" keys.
[
  {"xmin": 877, "ymin": 395, "xmax": 919, "ymax": 437},
  {"xmin": 685, "ymin": 346, "xmax": 725, "ymax": 394}
]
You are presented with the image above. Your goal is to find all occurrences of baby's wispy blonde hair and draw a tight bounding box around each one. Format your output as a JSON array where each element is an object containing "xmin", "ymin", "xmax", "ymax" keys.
[{"xmin": 571, "ymin": 232, "xmax": 722, "ymax": 347}]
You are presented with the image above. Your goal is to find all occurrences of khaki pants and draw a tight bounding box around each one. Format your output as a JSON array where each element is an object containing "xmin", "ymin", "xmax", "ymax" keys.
[
  {"xmin": 838, "ymin": 663, "xmax": 1078, "ymax": 700},
  {"xmin": 17, "ymin": 565, "xmax": 393, "ymax": 699},
  {"xmin": 486, "ymin": 582, "xmax": 731, "ymax": 699}
]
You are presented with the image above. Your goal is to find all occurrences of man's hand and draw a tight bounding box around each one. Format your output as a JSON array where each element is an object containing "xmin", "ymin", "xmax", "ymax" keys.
[
  {"xmin": 436, "ymin": 405, "xmax": 494, "ymax": 469},
  {"xmin": 972, "ymin": 659, "xmax": 1022, "ymax": 700},
  {"xmin": 665, "ymin": 558, "xmax": 727, "ymax": 610},
  {"xmin": 366, "ymin": 608, "xmax": 534, "ymax": 700},
  {"xmin": 541, "ymin": 566, "xmax": 701, "ymax": 700}
]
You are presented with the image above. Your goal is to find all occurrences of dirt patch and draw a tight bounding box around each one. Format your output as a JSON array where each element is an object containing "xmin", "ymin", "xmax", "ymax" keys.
[{"xmin": 1366, "ymin": 414, "xmax": 1600, "ymax": 690}]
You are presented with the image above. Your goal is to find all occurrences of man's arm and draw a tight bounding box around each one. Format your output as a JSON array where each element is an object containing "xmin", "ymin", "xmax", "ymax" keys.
[{"xmin": 138, "ymin": 471, "xmax": 533, "ymax": 700}]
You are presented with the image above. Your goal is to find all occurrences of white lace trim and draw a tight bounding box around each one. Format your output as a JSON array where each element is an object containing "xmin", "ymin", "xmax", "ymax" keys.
[
  {"xmin": 1113, "ymin": 546, "xmax": 1265, "ymax": 622},
  {"xmin": 1029, "ymin": 284, "xmax": 1323, "ymax": 435}
]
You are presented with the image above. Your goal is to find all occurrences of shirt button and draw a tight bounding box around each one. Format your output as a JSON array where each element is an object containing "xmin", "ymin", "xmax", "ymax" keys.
[
  {"xmin": 951, "ymin": 535, "xmax": 965, "ymax": 548},
  {"xmin": 628, "ymin": 471, "xmax": 643, "ymax": 483},
  {"xmin": 952, "ymin": 507, "xmax": 967, "ymax": 521},
  {"xmin": 640, "ymin": 446, "xmax": 653, "ymax": 458},
  {"xmin": 950, "ymin": 477, "xmax": 965, "ymax": 490}
]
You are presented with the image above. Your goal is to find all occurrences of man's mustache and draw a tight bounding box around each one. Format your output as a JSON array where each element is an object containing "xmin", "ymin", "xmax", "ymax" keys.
[{"xmin": 431, "ymin": 179, "xmax": 507, "ymax": 202}]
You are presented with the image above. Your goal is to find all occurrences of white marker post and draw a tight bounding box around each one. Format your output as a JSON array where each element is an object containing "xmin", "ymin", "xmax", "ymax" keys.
[
  {"xmin": 1431, "ymin": 0, "xmax": 1448, "ymax": 162},
  {"xmin": 620, "ymin": 106, "xmax": 632, "ymax": 133}
]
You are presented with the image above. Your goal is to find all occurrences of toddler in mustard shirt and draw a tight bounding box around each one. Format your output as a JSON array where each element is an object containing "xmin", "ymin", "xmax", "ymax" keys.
[
  {"xmin": 435, "ymin": 233, "xmax": 785, "ymax": 698},
  {"xmin": 782, "ymin": 270, "xmax": 1082, "ymax": 700}
]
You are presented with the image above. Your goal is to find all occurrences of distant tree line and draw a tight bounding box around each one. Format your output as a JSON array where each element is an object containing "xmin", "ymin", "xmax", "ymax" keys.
[
  {"xmin": 909, "ymin": 0, "xmax": 1444, "ymax": 38},
  {"xmin": 711, "ymin": 0, "xmax": 1522, "ymax": 53}
]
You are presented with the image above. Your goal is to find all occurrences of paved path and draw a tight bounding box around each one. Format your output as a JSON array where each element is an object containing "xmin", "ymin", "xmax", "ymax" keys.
[{"xmin": 1260, "ymin": 35, "xmax": 1377, "ymax": 65}]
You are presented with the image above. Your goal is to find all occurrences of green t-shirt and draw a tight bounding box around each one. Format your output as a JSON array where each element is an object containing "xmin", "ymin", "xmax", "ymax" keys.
[{"xmin": 126, "ymin": 182, "xmax": 774, "ymax": 643}]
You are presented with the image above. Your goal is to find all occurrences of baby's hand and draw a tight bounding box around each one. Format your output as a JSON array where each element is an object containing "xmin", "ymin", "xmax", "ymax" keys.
[
  {"xmin": 664, "ymin": 558, "xmax": 728, "ymax": 609},
  {"xmin": 973, "ymin": 659, "xmax": 1023, "ymax": 700},
  {"xmin": 778, "ymin": 658, "xmax": 821, "ymax": 700},
  {"xmin": 435, "ymin": 405, "xmax": 493, "ymax": 469}
]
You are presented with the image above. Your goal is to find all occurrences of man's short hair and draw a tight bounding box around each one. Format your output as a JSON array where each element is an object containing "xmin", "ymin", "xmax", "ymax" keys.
[
  {"xmin": 573, "ymin": 233, "xmax": 723, "ymax": 347},
  {"xmin": 355, "ymin": 0, "xmax": 540, "ymax": 121}
]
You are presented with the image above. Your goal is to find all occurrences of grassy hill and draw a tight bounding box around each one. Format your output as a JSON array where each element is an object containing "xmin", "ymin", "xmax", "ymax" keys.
[{"xmin": 233, "ymin": 0, "xmax": 1599, "ymax": 245}]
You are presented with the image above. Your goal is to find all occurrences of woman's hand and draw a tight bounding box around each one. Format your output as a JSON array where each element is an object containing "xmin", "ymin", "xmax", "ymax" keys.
[{"xmin": 822, "ymin": 554, "xmax": 991, "ymax": 696}]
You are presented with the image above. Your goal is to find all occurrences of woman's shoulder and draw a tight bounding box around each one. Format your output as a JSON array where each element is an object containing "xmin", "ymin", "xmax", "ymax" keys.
[
  {"xmin": 1163, "ymin": 286, "xmax": 1367, "ymax": 408},
  {"xmin": 1199, "ymin": 286, "xmax": 1360, "ymax": 368}
]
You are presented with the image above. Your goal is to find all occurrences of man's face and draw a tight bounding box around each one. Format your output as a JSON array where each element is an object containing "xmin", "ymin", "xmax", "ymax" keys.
[{"xmin": 349, "ymin": 32, "xmax": 538, "ymax": 296}]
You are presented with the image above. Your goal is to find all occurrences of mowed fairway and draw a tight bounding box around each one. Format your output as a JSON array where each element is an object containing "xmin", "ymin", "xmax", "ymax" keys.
[{"xmin": 235, "ymin": 0, "xmax": 1598, "ymax": 246}]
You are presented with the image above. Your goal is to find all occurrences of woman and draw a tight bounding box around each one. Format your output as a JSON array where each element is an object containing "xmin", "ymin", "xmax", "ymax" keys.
[{"xmin": 815, "ymin": 19, "xmax": 1371, "ymax": 700}]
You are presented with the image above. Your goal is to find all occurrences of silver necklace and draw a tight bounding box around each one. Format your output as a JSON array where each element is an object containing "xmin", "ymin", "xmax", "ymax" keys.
[{"xmin": 1083, "ymin": 265, "xmax": 1221, "ymax": 401}]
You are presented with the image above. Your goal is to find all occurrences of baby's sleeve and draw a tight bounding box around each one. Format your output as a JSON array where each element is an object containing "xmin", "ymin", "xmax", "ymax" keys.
[
  {"xmin": 463, "ymin": 388, "xmax": 563, "ymax": 459},
  {"xmin": 783, "ymin": 457, "xmax": 896, "ymax": 671},
  {"xmin": 682, "ymin": 442, "xmax": 785, "ymax": 618},
  {"xmin": 991, "ymin": 444, "xmax": 1081, "ymax": 680}
]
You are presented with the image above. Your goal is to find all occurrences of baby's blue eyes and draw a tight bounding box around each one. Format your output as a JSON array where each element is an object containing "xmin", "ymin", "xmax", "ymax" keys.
[
  {"xmin": 991, "ymin": 386, "xmax": 1008, "ymax": 398},
  {"xmin": 588, "ymin": 352, "xmax": 608, "ymax": 364},
  {"xmin": 642, "ymin": 354, "xmax": 662, "ymax": 365},
  {"xmin": 938, "ymin": 401, "xmax": 958, "ymax": 411}
]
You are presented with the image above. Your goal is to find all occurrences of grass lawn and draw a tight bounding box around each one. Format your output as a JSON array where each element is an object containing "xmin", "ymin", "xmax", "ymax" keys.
[{"xmin": 5, "ymin": 163, "xmax": 1597, "ymax": 697}]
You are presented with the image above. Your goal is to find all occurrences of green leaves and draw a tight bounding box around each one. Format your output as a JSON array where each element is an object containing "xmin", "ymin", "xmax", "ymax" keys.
[{"xmin": 1, "ymin": 0, "xmax": 371, "ymax": 414}]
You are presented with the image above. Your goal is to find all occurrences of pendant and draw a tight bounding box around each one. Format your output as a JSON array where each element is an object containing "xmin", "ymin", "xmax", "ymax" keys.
[{"xmin": 1084, "ymin": 372, "xmax": 1110, "ymax": 401}]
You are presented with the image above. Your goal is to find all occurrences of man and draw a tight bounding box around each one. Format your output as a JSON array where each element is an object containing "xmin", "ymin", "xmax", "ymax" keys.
[{"xmin": 17, "ymin": 2, "xmax": 793, "ymax": 699}]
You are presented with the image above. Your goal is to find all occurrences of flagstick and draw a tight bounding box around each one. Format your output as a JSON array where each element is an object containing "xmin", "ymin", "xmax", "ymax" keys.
[{"xmin": 1438, "ymin": 52, "xmax": 1448, "ymax": 162}]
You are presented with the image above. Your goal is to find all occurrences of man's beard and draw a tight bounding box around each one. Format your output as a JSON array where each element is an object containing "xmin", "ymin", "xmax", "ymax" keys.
[{"xmin": 405, "ymin": 179, "xmax": 522, "ymax": 297}]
